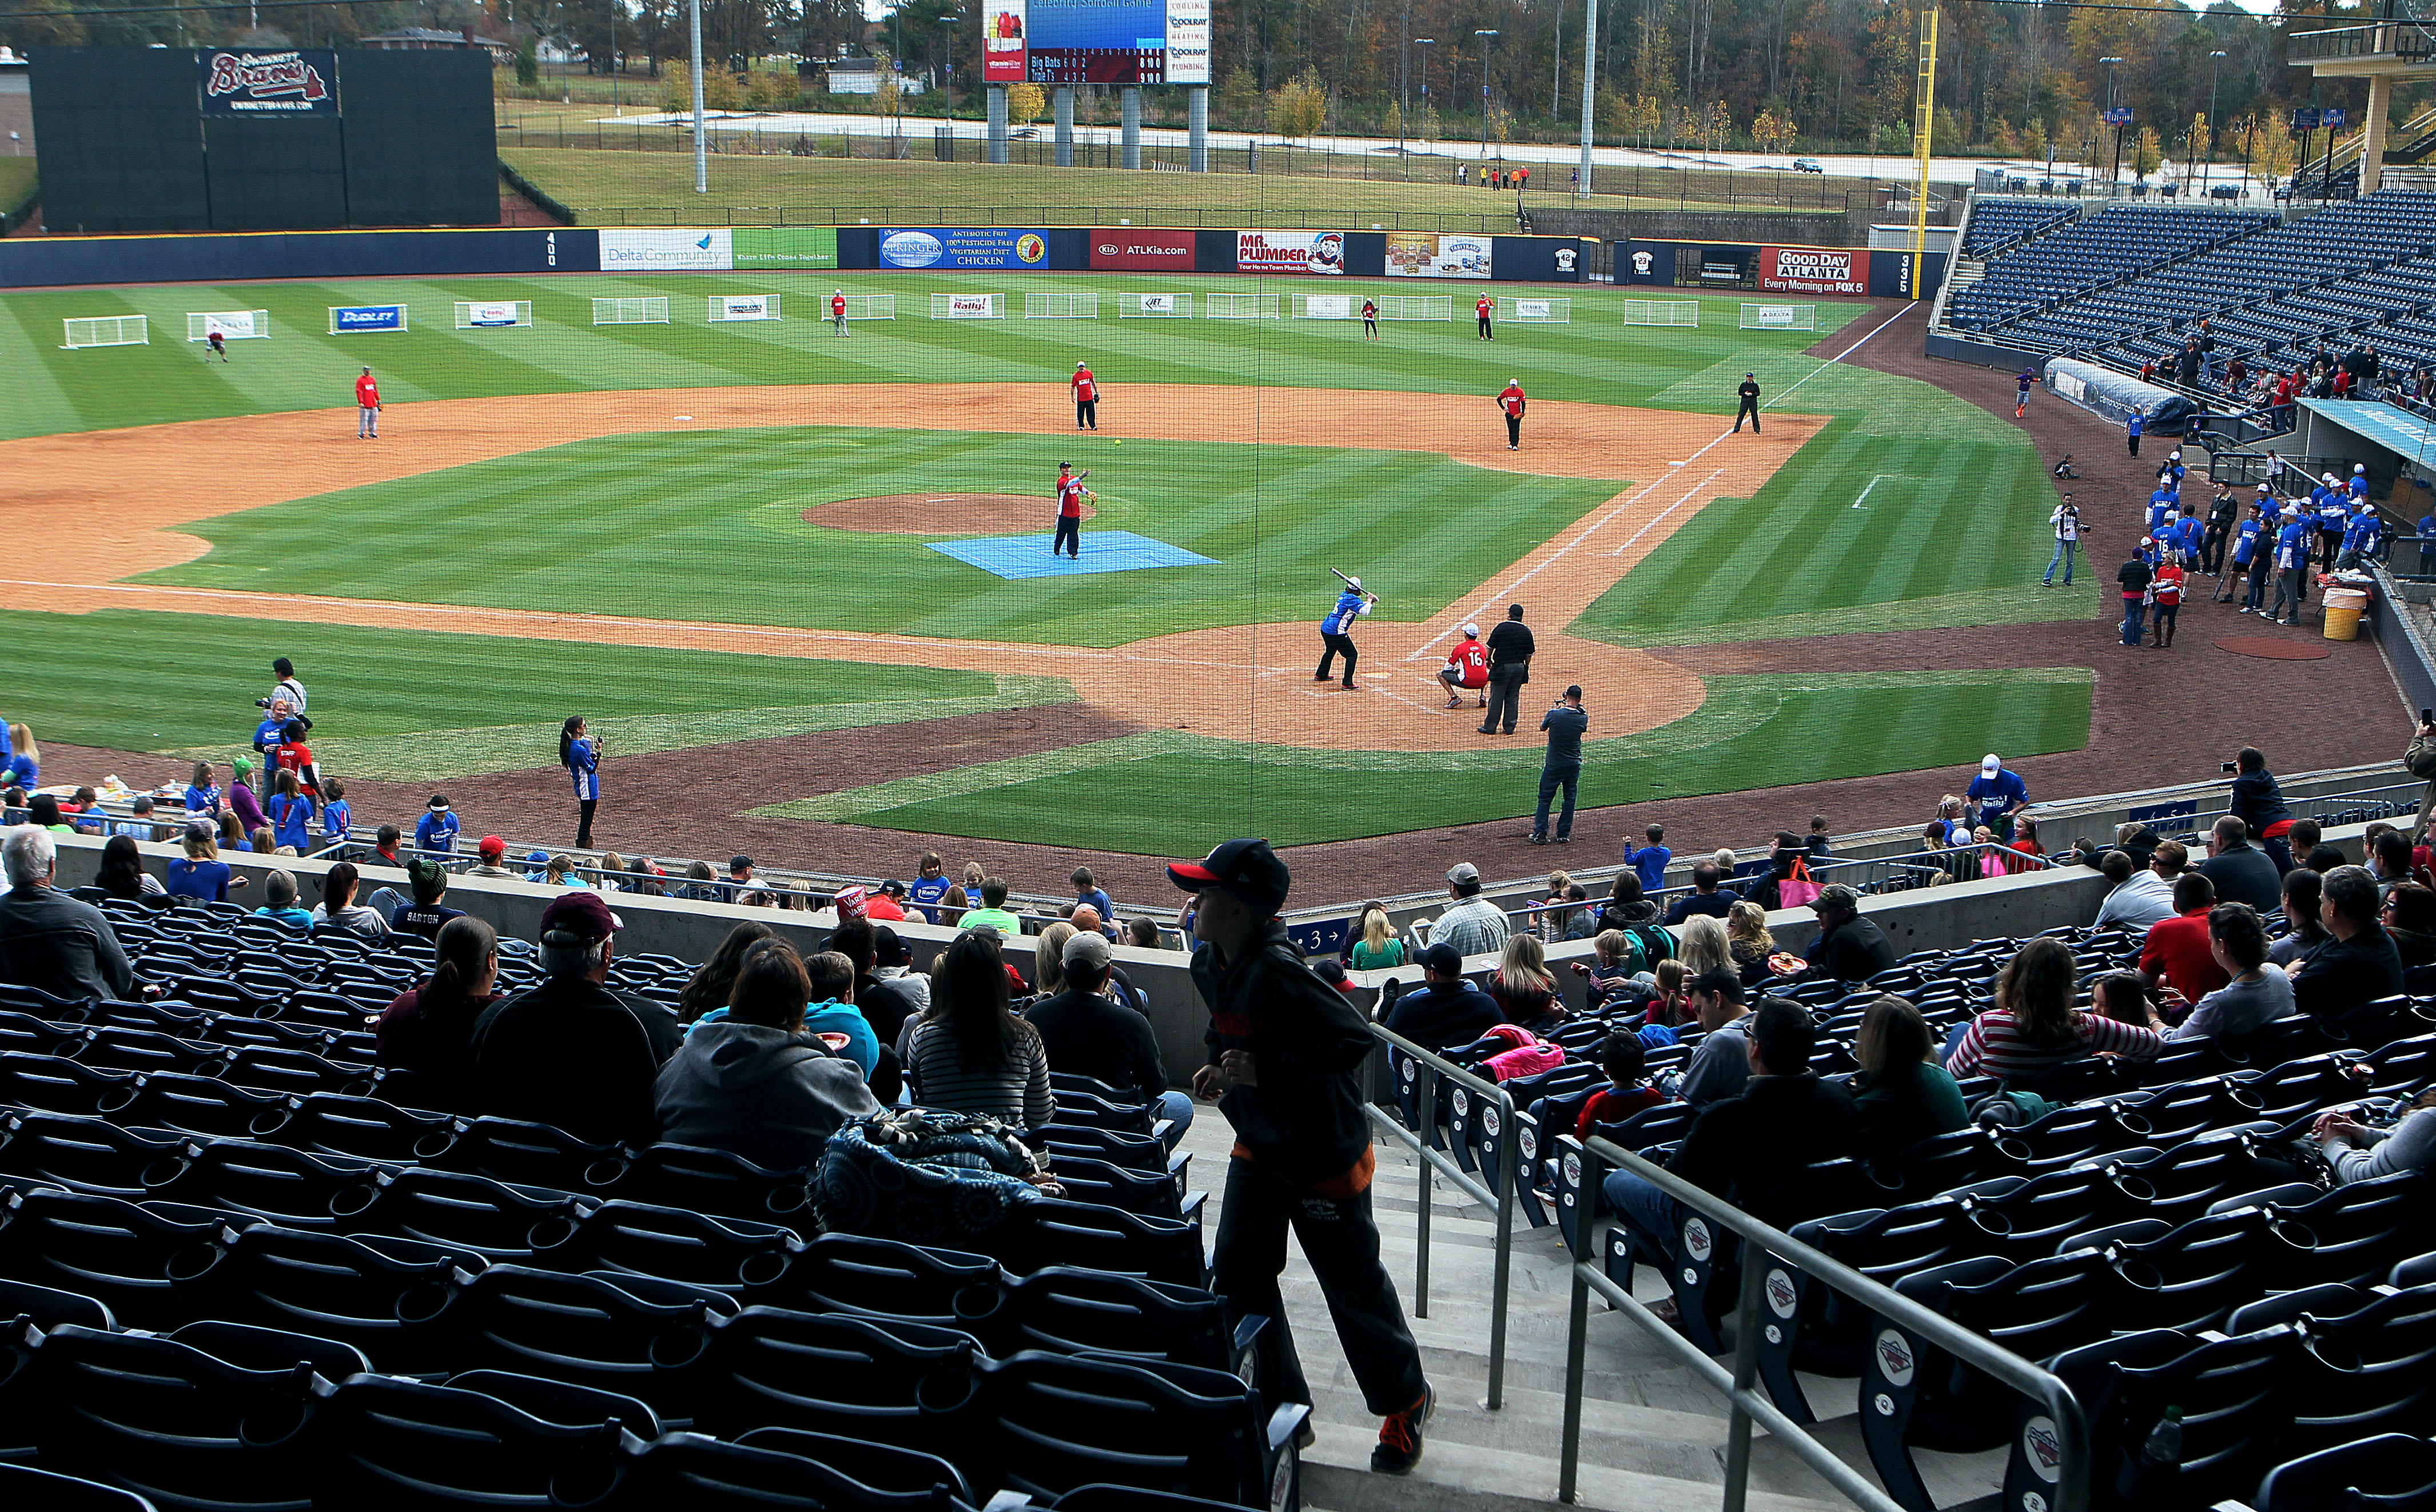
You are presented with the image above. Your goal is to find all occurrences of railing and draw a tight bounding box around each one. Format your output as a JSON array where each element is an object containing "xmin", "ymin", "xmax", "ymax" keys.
[
  {"xmin": 2287, "ymin": 22, "xmax": 2436, "ymax": 62},
  {"xmin": 1364, "ymin": 1022, "xmax": 1519, "ymax": 1410},
  {"xmin": 1557, "ymin": 1133, "xmax": 2090, "ymax": 1512}
]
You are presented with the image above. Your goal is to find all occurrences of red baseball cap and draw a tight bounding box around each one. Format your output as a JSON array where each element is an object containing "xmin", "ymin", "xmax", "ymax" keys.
[{"xmin": 477, "ymin": 835, "xmax": 505, "ymax": 861}]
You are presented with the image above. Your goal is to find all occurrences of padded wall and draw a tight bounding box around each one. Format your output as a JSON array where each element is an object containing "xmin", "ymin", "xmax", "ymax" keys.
[
  {"xmin": 29, "ymin": 47, "xmax": 210, "ymax": 234},
  {"xmin": 338, "ymin": 50, "xmax": 497, "ymax": 228},
  {"xmin": 205, "ymin": 116, "xmax": 348, "ymax": 230}
]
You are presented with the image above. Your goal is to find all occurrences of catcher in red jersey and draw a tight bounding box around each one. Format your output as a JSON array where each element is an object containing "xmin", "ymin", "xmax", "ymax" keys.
[{"xmin": 1438, "ymin": 623, "xmax": 1490, "ymax": 709}]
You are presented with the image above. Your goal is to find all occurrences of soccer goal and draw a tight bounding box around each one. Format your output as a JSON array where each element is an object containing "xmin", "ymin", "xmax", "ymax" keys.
[
  {"xmin": 841, "ymin": 294, "xmax": 896, "ymax": 321},
  {"xmin": 1378, "ymin": 295, "xmax": 1452, "ymax": 321},
  {"xmin": 1118, "ymin": 292, "xmax": 1193, "ymax": 319},
  {"xmin": 930, "ymin": 292, "xmax": 1003, "ymax": 320},
  {"xmin": 1292, "ymin": 294, "xmax": 1357, "ymax": 320},
  {"xmin": 1206, "ymin": 292, "xmax": 1283, "ymax": 320},
  {"xmin": 1024, "ymin": 291, "xmax": 1100, "ymax": 320},
  {"xmin": 1621, "ymin": 299, "xmax": 1699, "ymax": 327},
  {"xmin": 1740, "ymin": 303, "xmax": 1817, "ymax": 331},
  {"xmin": 187, "ymin": 310, "xmax": 268, "ymax": 342},
  {"xmin": 456, "ymin": 300, "xmax": 534, "ymax": 329},
  {"xmin": 62, "ymin": 315, "xmax": 148, "ymax": 349},
  {"xmin": 1502, "ymin": 297, "xmax": 1573, "ymax": 324},
  {"xmin": 709, "ymin": 295, "xmax": 781, "ymax": 323},
  {"xmin": 593, "ymin": 297, "xmax": 670, "ymax": 326}
]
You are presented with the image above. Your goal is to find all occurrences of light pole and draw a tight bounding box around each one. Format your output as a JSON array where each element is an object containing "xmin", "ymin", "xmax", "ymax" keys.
[
  {"xmin": 2203, "ymin": 49, "xmax": 2226, "ymax": 193},
  {"xmin": 1475, "ymin": 28, "xmax": 1498, "ymax": 161},
  {"xmin": 2100, "ymin": 56, "xmax": 2123, "ymax": 188},
  {"xmin": 1415, "ymin": 38, "xmax": 1435, "ymax": 140},
  {"xmin": 689, "ymin": 0, "xmax": 707, "ymax": 193}
]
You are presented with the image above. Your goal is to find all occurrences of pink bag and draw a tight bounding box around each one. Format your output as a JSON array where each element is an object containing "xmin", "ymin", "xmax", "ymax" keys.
[{"xmin": 1776, "ymin": 857, "xmax": 1822, "ymax": 910}]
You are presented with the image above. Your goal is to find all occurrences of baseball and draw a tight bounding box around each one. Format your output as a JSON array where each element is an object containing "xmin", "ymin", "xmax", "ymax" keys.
[{"xmin": 1112, "ymin": 440, "xmax": 1122, "ymax": 446}]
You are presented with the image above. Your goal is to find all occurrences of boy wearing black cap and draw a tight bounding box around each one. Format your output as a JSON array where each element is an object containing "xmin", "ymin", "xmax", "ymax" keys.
[{"xmin": 1169, "ymin": 837, "xmax": 1435, "ymax": 1474}]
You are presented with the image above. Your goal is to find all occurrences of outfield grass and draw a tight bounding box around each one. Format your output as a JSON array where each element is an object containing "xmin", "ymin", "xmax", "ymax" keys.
[
  {"xmin": 751, "ymin": 669, "xmax": 2096, "ymax": 852},
  {"xmin": 0, "ymin": 609, "xmax": 1042, "ymax": 781},
  {"xmin": 135, "ymin": 429, "xmax": 1619, "ymax": 647},
  {"xmin": 0, "ymin": 276, "xmax": 1855, "ymax": 441}
]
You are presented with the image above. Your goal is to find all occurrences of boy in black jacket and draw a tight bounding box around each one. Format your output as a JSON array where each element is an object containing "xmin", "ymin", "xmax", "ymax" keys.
[{"xmin": 1172, "ymin": 838, "xmax": 1434, "ymax": 1475}]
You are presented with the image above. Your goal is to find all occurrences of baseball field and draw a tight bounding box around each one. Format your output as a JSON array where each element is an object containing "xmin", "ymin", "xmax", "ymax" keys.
[{"xmin": 0, "ymin": 273, "xmax": 2088, "ymax": 857}]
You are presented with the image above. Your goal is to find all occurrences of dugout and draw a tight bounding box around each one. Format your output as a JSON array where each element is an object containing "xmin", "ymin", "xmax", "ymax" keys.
[{"xmin": 30, "ymin": 46, "xmax": 497, "ymax": 234}]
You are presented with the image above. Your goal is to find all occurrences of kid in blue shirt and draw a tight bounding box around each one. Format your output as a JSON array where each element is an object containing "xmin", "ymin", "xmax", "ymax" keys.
[
  {"xmin": 1625, "ymin": 827, "xmax": 1671, "ymax": 891},
  {"xmin": 183, "ymin": 761, "xmax": 222, "ymax": 818},
  {"xmin": 267, "ymin": 774, "xmax": 315, "ymax": 853},
  {"xmin": 1069, "ymin": 867, "xmax": 1118, "ymax": 937},
  {"xmin": 320, "ymin": 779, "xmax": 352, "ymax": 848},
  {"xmin": 415, "ymin": 796, "xmax": 460, "ymax": 857}
]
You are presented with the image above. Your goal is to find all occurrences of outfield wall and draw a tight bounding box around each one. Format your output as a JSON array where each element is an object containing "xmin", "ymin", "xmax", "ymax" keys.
[{"xmin": 0, "ymin": 221, "xmax": 1606, "ymax": 289}]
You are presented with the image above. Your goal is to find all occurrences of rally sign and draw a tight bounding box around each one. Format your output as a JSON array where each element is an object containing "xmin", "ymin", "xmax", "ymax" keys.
[
  {"xmin": 1237, "ymin": 230, "xmax": 1344, "ymax": 274},
  {"xmin": 199, "ymin": 49, "xmax": 338, "ymax": 114},
  {"xmin": 1758, "ymin": 245, "xmax": 1868, "ymax": 296}
]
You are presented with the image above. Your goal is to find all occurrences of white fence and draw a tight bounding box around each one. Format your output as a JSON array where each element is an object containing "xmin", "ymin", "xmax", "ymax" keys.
[
  {"xmin": 1024, "ymin": 291, "xmax": 1100, "ymax": 320},
  {"xmin": 1293, "ymin": 293, "xmax": 1358, "ymax": 320},
  {"xmin": 61, "ymin": 315, "xmax": 148, "ymax": 349},
  {"xmin": 1621, "ymin": 300, "xmax": 1701, "ymax": 327},
  {"xmin": 709, "ymin": 295, "xmax": 781, "ymax": 322},
  {"xmin": 593, "ymin": 296, "xmax": 670, "ymax": 326},
  {"xmin": 841, "ymin": 294, "xmax": 896, "ymax": 321},
  {"xmin": 1740, "ymin": 303, "xmax": 1817, "ymax": 331},
  {"xmin": 456, "ymin": 300, "xmax": 534, "ymax": 329},
  {"xmin": 1378, "ymin": 295, "xmax": 1452, "ymax": 321},
  {"xmin": 187, "ymin": 310, "xmax": 267, "ymax": 342},
  {"xmin": 1118, "ymin": 292, "xmax": 1193, "ymax": 318},
  {"xmin": 1502, "ymin": 297, "xmax": 1573, "ymax": 324},
  {"xmin": 930, "ymin": 292, "xmax": 1003, "ymax": 320},
  {"xmin": 1207, "ymin": 292, "xmax": 1283, "ymax": 320}
]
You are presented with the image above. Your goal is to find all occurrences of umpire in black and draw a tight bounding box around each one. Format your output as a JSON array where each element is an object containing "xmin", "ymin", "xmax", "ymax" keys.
[
  {"xmin": 1478, "ymin": 603, "xmax": 1534, "ymax": 735},
  {"xmin": 1734, "ymin": 372, "xmax": 1762, "ymax": 433},
  {"xmin": 1172, "ymin": 838, "xmax": 1435, "ymax": 1474}
]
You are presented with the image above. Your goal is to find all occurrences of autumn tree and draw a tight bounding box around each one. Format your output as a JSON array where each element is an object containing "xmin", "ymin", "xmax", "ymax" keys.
[
  {"xmin": 2134, "ymin": 124, "xmax": 2163, "ymax": 175},
  {"xmin": 1268, "ymin": 70, "xmax": 1327, "ymax": 141},
  {"xmin": 1007, "ymin": 79, "xmax": 1045, "ymax": 123}
]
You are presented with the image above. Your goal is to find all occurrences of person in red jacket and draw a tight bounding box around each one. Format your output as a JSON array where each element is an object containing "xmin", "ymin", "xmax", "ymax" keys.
[
  {"xmin": 1070, "ymin": 361, "xmax": 1099, "ymax": 430},
  {"xmin": 830, "ymin": 288, "xmax": 849, "ymax": 336},
  {"xmin": 2147, "ymin": 553, "xmax": 2186, "ymax": 648},
  {"xmin": 355, "ymin": 367, "xmax": 380, "ymax": 439},
  {"xmin": 1495, "ymin": 380, "xmax": 1526, "ymax": 451},
  {"xmin": 1475, "ymin": 293, "xmax": 1495, "ymax": 341},
  {"xmin": 1436, "ymin": 623, "xmax": 1490, "ymax": 709}
]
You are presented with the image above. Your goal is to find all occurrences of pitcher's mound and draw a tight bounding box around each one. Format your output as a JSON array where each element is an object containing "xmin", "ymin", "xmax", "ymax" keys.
[{"xmin": 805, "ymin": 493, "xmax": 1091, "ymax": 535}]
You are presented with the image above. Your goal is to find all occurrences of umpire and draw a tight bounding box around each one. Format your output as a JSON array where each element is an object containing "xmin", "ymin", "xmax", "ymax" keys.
[
  {"xmin": 1171, "ymin": 838, "xmax": 1435, "ymax": 1474},
  {"xmin": 1478, "ymin": 603, "xmax": 1534, "ymax": 735},
  {"xmin": 1734, "ymin": 372, "xmax": 1762, "ymax": 433}
]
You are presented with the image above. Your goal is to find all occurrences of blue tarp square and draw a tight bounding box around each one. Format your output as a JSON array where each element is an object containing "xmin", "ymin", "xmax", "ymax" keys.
[{"xmin": 925, "ymin": 531, "xmax": 1219, "ymax": 579}]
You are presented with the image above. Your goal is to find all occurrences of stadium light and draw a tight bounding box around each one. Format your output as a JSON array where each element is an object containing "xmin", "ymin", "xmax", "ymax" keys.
[
  {"xmin": 2203, "ymin": 49, "xmax": 2226, "ymax": 194},
  {"xmin": 1475, "ymin": 29, "xmax": 1498, "ymax": 161}
]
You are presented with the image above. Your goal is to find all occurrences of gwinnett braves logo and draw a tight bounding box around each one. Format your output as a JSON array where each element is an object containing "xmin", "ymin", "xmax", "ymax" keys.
[
  {"xmin": 2021, "ymin": 1416, "xmax": 2063, "ymax": 1481},
  {"xmin": 205, "ymin": 50, "xmax": 329, "ymax": 102},
  {"xmin": 1874, "ymin": 1328, "xmax": 1916, "ymax": 1387},
  {"xmin": 1766, "ymin": 1269, "xmax": 1798, "ymax": 1318}
]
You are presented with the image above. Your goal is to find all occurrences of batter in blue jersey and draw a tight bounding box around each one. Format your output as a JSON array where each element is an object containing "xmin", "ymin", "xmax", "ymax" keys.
[{"xmin": 1315, "ymin": 579, "xmax": 1373, "ymax": 690}]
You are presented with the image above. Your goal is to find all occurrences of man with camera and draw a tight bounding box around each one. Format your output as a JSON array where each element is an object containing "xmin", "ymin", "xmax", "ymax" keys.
[{"xmin": 1529, "ymin": 685, "xmax": 1587, "ymax": 846}]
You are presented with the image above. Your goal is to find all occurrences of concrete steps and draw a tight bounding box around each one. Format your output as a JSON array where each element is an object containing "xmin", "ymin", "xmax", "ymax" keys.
[{"xmin": 1176, "ymin": 1115, "xmax": 2007, "ymax": 1511}]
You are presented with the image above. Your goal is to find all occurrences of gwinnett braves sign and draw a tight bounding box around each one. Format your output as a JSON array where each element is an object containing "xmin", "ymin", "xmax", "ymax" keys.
[{"xmin": 198, "ymin": 49, "xmax": 340, "ymax": 114}]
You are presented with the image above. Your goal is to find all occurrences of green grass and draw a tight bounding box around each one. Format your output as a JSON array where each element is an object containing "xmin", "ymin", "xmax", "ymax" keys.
[
  {"xmin": 0, "ymin": 159, "xmax": 34, "ymax": 210},
  {"xmin": 747, "ymin": 669, "xmax": 2096, "ymax": 852},
  {"xmin": 0, "ymin": 276, "xmax": 1856, "ymax": 443},
  {"xmin": 499, "ymin": 144, "xmax": 1860, "ymax": 228},
  {"xmin": 133, "ymin": 428, "xmax": 1620, "ymax": 646},
  {"xmin": 1571, "ymin": 375, "xmax": 2063, "ymax": 645},
  {"xmin": 0, "ymin": 608, "xmax": 1042, "ymax": 780}
]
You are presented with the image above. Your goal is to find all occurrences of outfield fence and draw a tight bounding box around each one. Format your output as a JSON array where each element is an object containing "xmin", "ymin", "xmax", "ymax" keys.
[
  {"xmin": 1024, "ymin": 291, "xmax": 1100, "ymax": 320},
  {"xmin": 1622, "ymin": 299, "xmax": 1700, "ymax": 327},
  {"xmin": 62, "ymin": 315, "xmax": 147, "ymax": 349},
  {"xmin": 1206, "ymin": 292, "xmax": 1281, "ymax": 320},
  {"xmin": 1378, "ymin": 295, "xmax": 1452, "ymax": 321},
  {"xmin": 1502, "ymin": 296, "xmax": 1572, "ymax": 323},
  {"xmin": 592, "ymin": 295, "xmax": 670, "ymax": 325}
]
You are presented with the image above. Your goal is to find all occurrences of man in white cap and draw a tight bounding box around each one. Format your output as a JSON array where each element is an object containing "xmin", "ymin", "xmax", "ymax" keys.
[
  {"xmin": 830, "ymin": 288, "xmax": 849, "ymax": 336},
  {"xmin": 1316, "ymin": 576, "xmax": 1371, "ymax": 690},
  {"xmin": 1072, "ymin": 360, "xmax": 1100, "ymax": 430},
  {"xmin": 1436, "ymin": 622, "xmax": 1490, "ymax": 709},
  {"xmin": 1965, "ymin": 754, "xmax": 2029, "ymax": 844},
  {"xmin": 1496, "ymin": 378, "xmax": 1526, "ymax": 449}
]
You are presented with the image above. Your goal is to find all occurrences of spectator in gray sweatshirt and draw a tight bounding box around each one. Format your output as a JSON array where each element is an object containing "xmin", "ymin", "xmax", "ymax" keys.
[
  {"xmin": 2313, "ymin": 1091, "xmax": 2436, "ymax": 1185},
  {"xmin": 653, "ymin": 938, "xmax": 881, "ymax": 1170}
]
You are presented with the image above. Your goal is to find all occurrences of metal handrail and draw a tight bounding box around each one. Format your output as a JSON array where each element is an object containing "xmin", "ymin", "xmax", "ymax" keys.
[
  {"xmin": 1364, "ymin": 1021, "xmax": 1519, "ymax": 1410},
  {"xmin": 1558, "ymin": 1133, "xmax": 2089, "ymax": 1512}
]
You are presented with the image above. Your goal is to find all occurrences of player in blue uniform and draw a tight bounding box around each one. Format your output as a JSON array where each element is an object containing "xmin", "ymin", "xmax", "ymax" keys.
[
  {"xmin": 415, "ymin": 795, "xmax": 461, "ymax": 859},
  {"xmin": 562, "ymin": 715, "xmax": 603, "ymax": 850},
  {"xmin": 1315, "ymin": 579, "xmax": 1373, "ymax": 691},
  {"xmin": 2269, "ymin": 511, "xmax": 2313, "ymax": 623}
]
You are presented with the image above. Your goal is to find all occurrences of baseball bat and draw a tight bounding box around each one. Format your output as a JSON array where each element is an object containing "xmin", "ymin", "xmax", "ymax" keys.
[{"xmin": 1330, "ymin": 567, "xmax": 1378, "ymax": 604}]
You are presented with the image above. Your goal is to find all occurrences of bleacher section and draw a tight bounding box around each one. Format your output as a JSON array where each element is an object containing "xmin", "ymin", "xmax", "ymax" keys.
[
  {"xmin": 1958, "ymin": 197, "xmax": 2079, "ymax": 260},
  {"xmin": 1944, "ymin": 202, "xmax": 2282, "ymax": 333}
]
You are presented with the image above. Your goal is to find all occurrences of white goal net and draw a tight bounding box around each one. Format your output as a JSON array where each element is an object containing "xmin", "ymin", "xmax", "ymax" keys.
[
  {"xmin": 1378, "ymin": 295, "xmax": 1452, "ymax": 321},
  {"xmin": 930, "ymin": 292, "xmax": 1003, "ymax": 320},
  {"xmin": 1740, "ymin": 303, "xmax": 1817, "ymax": 331},
  {"xmin": 1206, "ymin": 292, "xmax": 1283, "ymax": 320},
  {"xmin": 187, "ymin": 310, "xmax": 268, "ymax": 342},
  {"xmin": 1621, "ymin": 300, "xmax": 1700, "ymax": 327},
  {"xmin": 1502, "ymin": 297, "xmax": 1573, "ymax": 324},
  {"xmin": 841, "ymin": 295, "xmax": 895, "ymax": 321},
  {"xmin": 593, "ymin": 297, "xmax": 670, "ymax": 325},
  {"xmin": 1118, "ymin": 292, "xmax": 1193, "ymax": 319},
  {"xmin": 456, "ymin": 300, "xmax": 534, "ymax": 329},
  {"xmin": 709, "ymin": 295, "xmax": 782, "ymax": 322},
  {"xmin": 1024, "ymin": 291, "xmax": 1101, "ymax": 320},
  {"xmin": 62, "ymin": 315, "xmax": 148, "ymax": 349}
]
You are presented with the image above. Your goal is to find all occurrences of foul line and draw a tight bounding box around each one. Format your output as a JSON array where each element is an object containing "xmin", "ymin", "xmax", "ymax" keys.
[
  {"xmin": 1609, "ymin": 468, "xmax": 1727, "ymax": 555},
  {"xmin": 1764, "ymin": 301, "xmax": 1917, "ymax": 411}
]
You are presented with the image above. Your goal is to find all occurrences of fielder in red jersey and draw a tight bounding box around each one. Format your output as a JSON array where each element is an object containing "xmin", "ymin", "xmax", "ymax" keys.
[{"xmin": 1072, "ymin": 362, "xmax": 1099, "ymax": 430}]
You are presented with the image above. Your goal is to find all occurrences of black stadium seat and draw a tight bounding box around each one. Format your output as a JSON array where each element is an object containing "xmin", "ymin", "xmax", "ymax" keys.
[{"xmin": 0, "ymin": 1462, "xmax": 165, "ymax": 1511}]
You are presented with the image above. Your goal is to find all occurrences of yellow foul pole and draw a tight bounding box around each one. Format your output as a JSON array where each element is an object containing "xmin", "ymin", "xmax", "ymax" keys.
[{"xmin": 1910, "ymin": 7, "xmax": 1940, "ymax": 300}]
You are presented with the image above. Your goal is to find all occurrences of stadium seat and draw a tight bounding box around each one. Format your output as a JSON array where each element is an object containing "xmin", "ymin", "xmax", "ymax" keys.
[
  {"xmin": 974, "ymin": 1349, "xmax": 1306, "ymax": 1507},
  {"xmin": 544, "ymin": 1199, "xmax": 804, "ymax": 1294},
  {"xmin": 776, "ymin": 1231, "xmax": 1005, "ymax": 1331},
  {"xmin": 2254, "ymin": 1432, "xmax": 2436, "ymax": 1512},
  {"xmin": 434, "ymin": 1115, "xmax": 628, "ymax": 1191},
  {"xmin": 2027, "ymin": 1324, "xmax": 2299, "ymax": 1509},
  {"xmin": 304, "ymin": 1372, "xmax": 635, "ymax": 1508},
  {"xmin": 180, "ymin": 1221, "xmax": 469, "ymax": 1374},
  {"xmin": 0, "ymin": 1052, "xmax": 134, "ymax": 1118},
  {"xmin": 608, "ymin": 1143, "xmax": 818, "ymax": 1234},
  {"xmin": 987, "ymin": 1265, "xmax": 1247, "ymax": 1376},
  {"xmin": 0, "ymin": 1462, "xmax": 164, "ymax": 1511},
  {"xmin": 688, "ymin": 1307, "xmax": 984, "ymax": 1449},
  {"xmin": 451, "ymin": 1264, "xmax": 717, "ymax": 1427},
  {"xmin": 270, "ymin": 1092, "xmax": 458, "ymax": 1165},
  {"xmin": 335, "ymin": 1165, "xmax": 588, "ymax": 1260},
  {"xmin": 0, "ymin": 1275, "xmax": 114, "ymax": 1332},
  {"xmin": 732, "ymin": 1426, "xmax": 974, "ymax": 1505},
  {"xmin": 443, "ymin": 1369, "xmax": 663, "ymax": 1439},
  {"xmin": 0, "ymin": 1109, "xmax": 192, "ymax": 1201},
  {"xmin": 157, "ymin": 1138, "xmax": 381, "ymax": 1231}
]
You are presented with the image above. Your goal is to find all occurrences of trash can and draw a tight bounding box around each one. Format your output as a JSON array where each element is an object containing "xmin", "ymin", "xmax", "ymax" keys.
[{"xmin": 2324, "ymin": 587, "xmax": 2369, "ymax": 641}]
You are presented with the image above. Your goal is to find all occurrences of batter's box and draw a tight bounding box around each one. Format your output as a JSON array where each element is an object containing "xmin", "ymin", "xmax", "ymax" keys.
[{"xmin": 926, "ymin": 531, "xmax": 1219, "ymax": 579}]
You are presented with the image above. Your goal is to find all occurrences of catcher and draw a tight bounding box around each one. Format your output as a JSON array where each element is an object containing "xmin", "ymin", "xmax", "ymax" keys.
[{"xmin": 1053, "ymin": 461, "xmax": 1095, "ymax": 559}]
